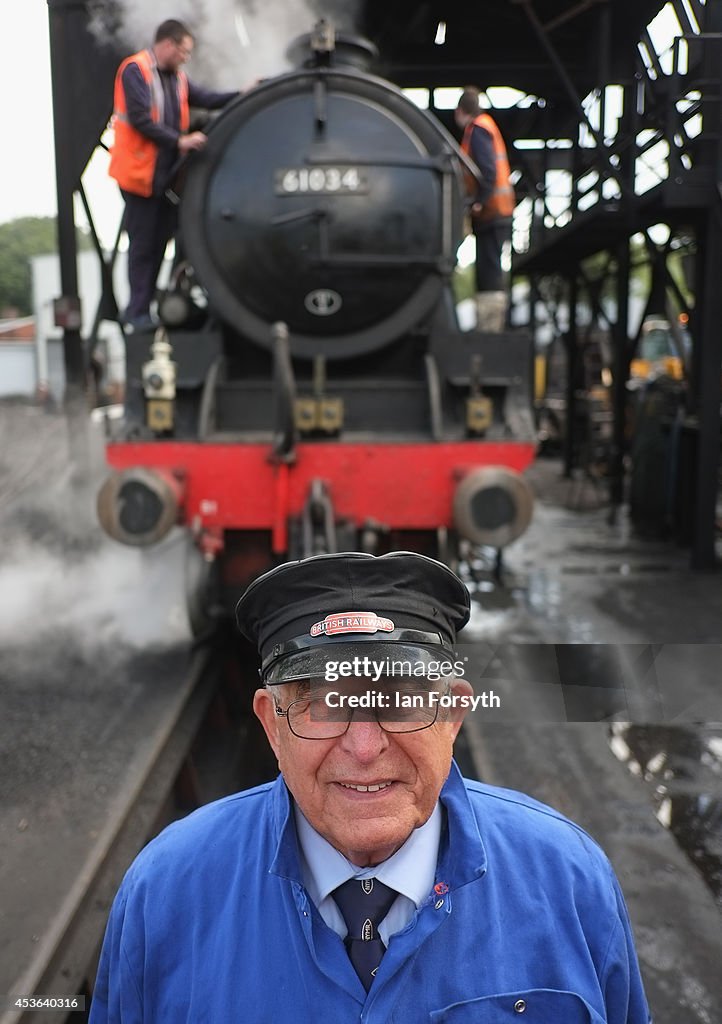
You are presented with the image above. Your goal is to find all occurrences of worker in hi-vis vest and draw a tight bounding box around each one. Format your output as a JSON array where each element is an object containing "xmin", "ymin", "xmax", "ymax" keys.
[
  {"xmin": 455, "ymin": 87, "xmax": 515, "ymax": 333},
  {"xmin": 109, "ymin": 19, "xmax": 238, "ymax": 332}
]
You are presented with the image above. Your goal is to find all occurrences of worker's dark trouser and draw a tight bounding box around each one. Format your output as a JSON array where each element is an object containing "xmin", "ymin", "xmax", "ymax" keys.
[
  {"xmin": 473, "ymin": 217, "xmax": 512, "ymax": 292},
  {"xmin": 121, "ymin": 190, "xmax": 177, "ymax": 321}
]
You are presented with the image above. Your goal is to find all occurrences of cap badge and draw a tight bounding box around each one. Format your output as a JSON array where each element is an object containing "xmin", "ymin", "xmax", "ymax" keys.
[{"xmin": 310, "ymin": 611, "xmax": 395, "ymax": 637}]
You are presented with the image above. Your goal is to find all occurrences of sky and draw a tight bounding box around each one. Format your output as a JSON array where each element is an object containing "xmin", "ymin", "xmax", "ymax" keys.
[
  {"xmin": 3, "ymin": 1, "xmax": 682, "ymax": 247},
  {"xmin": 1, "ymin": 2, "xmax": 125, "ymax": 242},
  {"xmin": 3, "ymin": 2, "xmax": 57, "ymax": 225}
]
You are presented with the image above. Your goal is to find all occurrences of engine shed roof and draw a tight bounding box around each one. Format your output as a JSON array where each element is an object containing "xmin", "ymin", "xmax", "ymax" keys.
[{"xmin": 361, "ymin": 0, "xmax": 670, "ymax": 100}]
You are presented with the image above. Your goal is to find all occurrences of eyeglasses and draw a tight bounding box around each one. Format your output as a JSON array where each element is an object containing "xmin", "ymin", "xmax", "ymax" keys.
[
  {"xmin": 273, "ymin": 685, "xmax": 449, "ymax": 740},
  {"xmin": 175, "ymin": 41, "xmax": 193, "ymax": 58}
]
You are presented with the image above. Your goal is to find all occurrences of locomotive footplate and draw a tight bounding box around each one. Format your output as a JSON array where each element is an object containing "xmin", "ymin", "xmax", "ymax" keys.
[{"xmin": 431, "ymin": 330, "xmax": 536, "ymax": 441}]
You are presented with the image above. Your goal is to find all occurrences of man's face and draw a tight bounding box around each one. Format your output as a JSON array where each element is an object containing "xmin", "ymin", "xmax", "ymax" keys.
[
  {"xmin": 454, "ymin": 108, "xmax": 469, "ymax": 130},
  {"xmin": 155, "ymin": 34, "xmax": 193, "ymax": 71},
  {"xmin": 254, "ymin": 677, "xmax": 472, "ymax": 866}
]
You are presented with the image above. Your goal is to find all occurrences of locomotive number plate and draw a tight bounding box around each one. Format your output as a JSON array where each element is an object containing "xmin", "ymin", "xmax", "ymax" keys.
[{"xmin": 275, "ymin": 166, "xmax": 368, "ymax": 195}]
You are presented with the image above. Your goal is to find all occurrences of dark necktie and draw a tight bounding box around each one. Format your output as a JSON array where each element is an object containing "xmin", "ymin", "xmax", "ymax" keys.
[{"xmin": 332, "ymin": 878, "xmax": 398, "ymax": 991}]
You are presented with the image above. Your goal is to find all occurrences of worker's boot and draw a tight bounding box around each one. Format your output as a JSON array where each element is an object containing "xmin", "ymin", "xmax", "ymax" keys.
[{"xmin": 475, "ymin": 291, "xmax": 508, "ymax": 332}]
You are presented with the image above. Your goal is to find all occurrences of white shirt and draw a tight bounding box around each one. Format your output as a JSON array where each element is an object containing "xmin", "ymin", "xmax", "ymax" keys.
[{"xmin": 294, "ymin": 802, "xmax": 443, "ymax": 946}]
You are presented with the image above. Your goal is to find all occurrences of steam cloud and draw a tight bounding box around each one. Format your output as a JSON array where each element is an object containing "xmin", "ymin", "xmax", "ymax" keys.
[
  {"xmin": 0, "ymin": 405, "xmax": 192, "ymax": 666},
  {"xmin": 90, "ymin": 0, "xmax": 362, "ymax": 89}
]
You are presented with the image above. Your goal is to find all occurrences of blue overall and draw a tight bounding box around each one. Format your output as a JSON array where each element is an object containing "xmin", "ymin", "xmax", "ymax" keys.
[{"xmin": 90, "ymin": 762, "xmax": 651, "ymax": 1023}]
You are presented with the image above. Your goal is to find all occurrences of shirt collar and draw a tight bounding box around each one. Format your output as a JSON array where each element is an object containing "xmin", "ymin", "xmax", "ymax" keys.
[{"xmin": 294, "ymin": 801, "xmax": 442, "ymax": 910}]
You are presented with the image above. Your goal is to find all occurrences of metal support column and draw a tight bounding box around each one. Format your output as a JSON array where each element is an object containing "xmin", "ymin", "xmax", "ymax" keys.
[
  {"xmin": 48, "ymin": 0, "xmax": 87, "ymax": 465},
  {"xmin": 692, "ymin": 214, "xmax": 722, "ymax": 568},
  {"xmin": 691, "ymin": 9, "xmax": 722, "ymax": 567},
  {"xmin": 610, "ymin": 239, "xmax": 630, "ymax": 514},
  {"xmin": 563, "ymin": 273, "xmax": 579, "ymax": 478}
]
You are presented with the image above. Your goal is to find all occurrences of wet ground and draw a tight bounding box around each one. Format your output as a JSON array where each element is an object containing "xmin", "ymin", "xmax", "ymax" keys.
[
  {"xmin": 454, "ymin": 457, "xmax": 722, "ymax": 901},
  {"xmin": 467, "ymin": 457, "xmax": 722, "ymax": 646},
  {"xmin": 611, "ymin": 723, "xmax": 722, "ymax": 906}
]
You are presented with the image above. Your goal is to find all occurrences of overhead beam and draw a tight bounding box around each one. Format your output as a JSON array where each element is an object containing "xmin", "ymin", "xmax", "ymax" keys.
[{"xmin": 544, "ymin": 0, "xmax": 607, "ymax": 34}]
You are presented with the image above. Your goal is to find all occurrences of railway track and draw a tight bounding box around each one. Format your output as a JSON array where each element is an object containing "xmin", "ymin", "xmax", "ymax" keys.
[{"xmin": 0, "ymin": 635, "xmax": 269, "ymax": 1024}]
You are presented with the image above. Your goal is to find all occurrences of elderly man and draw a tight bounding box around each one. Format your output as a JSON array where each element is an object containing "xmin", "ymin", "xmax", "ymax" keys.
[{"xmin": 90, "ymin": 551, "xmax": 650, "ymax": 1022}]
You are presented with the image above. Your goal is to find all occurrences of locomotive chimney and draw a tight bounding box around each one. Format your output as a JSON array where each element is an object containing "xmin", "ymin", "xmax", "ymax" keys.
[{"xmin": 287, "ymin": 20, "xmax": 379, "ymax": 72}]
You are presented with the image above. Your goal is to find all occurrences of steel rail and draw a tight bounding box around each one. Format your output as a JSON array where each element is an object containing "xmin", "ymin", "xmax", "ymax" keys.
[{"xmin": 2, "ymin": 647, "xmax": 218, "ymax": 1024}]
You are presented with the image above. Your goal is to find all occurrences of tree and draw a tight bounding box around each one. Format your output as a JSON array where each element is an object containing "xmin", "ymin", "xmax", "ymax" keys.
[
  {"xmin": 0, "ymin": 216, "xmax": 90, "ymax": 316},
  {"xmin": 453, "ymin": 262, "xmax": 476, "ymax": 303}
]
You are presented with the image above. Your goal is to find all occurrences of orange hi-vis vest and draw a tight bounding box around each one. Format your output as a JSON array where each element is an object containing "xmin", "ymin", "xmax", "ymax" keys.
[
  {"xmin": 461, "ymin": 113, "xmax": 515, "ymax": 222},
  {"xmin": 108, "ymin": 49, "xmax": 190, "ymax": 198}
]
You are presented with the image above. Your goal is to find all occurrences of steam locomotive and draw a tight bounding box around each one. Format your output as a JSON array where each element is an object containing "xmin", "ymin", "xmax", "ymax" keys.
[{"xmin": 96, "ymin": 24, "xmax": 536, "ymax": 625}]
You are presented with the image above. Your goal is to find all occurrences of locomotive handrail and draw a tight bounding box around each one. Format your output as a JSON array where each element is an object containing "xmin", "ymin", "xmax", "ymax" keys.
[
  {"xmin": 424, "ymin": 354, "xmax": 444, "ymax": 441},
  {"xmin": 307, "ymin": 253, "xmax": 444, "ymax": 264},
  {"xmin": 298, "ymin": 154, "xmax": 459, "ymax": 172},
  {"xmin": 308, "ymin": 253, "xmax": 454, "ymax": 271},
  {"xmin": 271, "ymin": 322, "xmax": 297, "ymax": 462},
  {"xmin": 271, "ymin": 207, "xmax": 329, "ymax": 227},
  {"xmin": 197, "ymin": 355, "xmax": 224, "ymax": 440}
]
